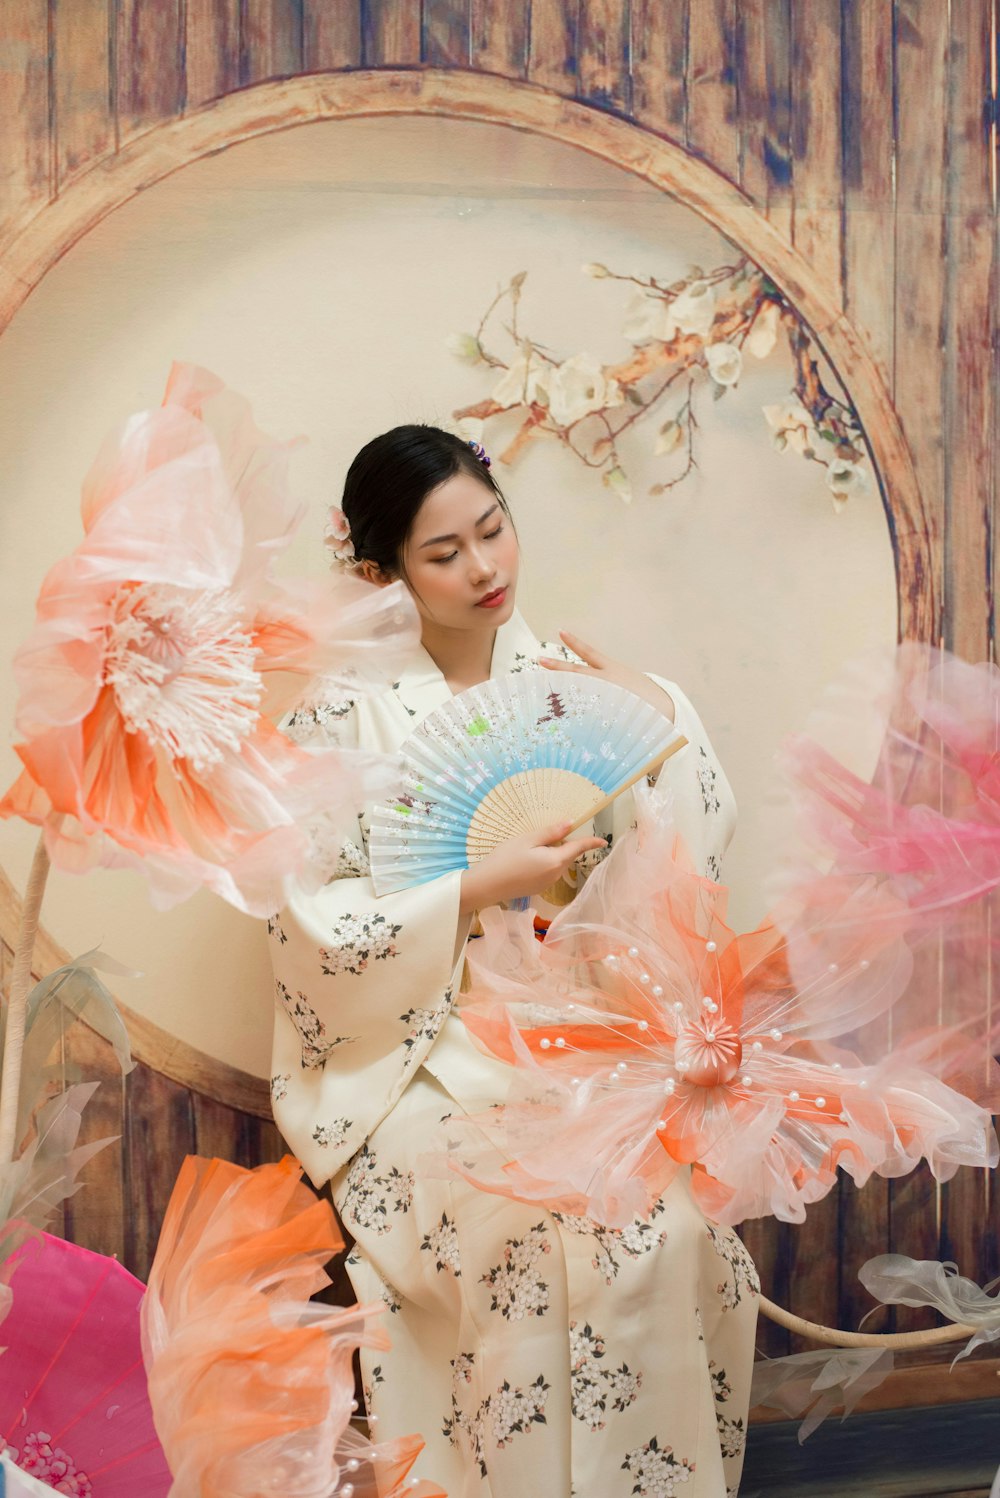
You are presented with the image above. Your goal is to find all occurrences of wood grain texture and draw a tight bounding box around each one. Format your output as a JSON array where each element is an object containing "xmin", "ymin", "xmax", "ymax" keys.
[
  {"xmin": 185, "ymin": 0, "xmax": 241, "ymax": 106},
  {"xmin": 423, "ymin": 0, "xmax": 471, "ymax": 67},
  {"xmin": 116, "ymin": 0, "xmax": 184, "ymax": 141},
  {"xmin": 53, "ymin": 0, "xmax": 113, "ymax": 188},
  {"xmin": 0, "ymin": 0, "xmax": 50, "ymax": 229},
  {"xmin": 790, "ymin": 0, "xmax": 843, "ymax": 306},
  {"xmin": 527, "ymin": 0, "xmax": 579, "ymax": 93},
  {"xmin": 303, "ymin": 0, "xmax": 362, "ymax": 70},
  {"xmin": 58, "ymin": 1020, "xmax": 126, "ymax": 1264},
  {"xmin": 123, "ymin": 1063, "xmax": 195, "ymax": 1281},
  {"xmin": 892, "ymin": 0, "xmax": 949, "ymax": 637},
  {"xmin": 735, "ymin": 0, "xmax": 792, "ymax": 234},
  {"xmin": 360, "ymin": 0, "xmax": 421, "ymax": 66},
  {"xmin": 470, "ymin": 0, "xmax": 529, "ymax": 77},
  {"xmin": 576, "ymin": 0, "xmax": 630, "ymax": 112},
  {"xmin": 840, "ymin": 0, "xmax": 895, "ymax": 384},
  {"xmin": 630, "ymin": 0, "xmax": 687, "ymax": 137},
  {"xmin": 687, "ymin": 0, "xmax": 737, "ymax": 179},
  {"xmin": 941, "ymin": 0, "xmax": 995, "ymax": 662},
  {"xmin": 240, "ymin": 0, "xmax": 304, "ymax": 84}
]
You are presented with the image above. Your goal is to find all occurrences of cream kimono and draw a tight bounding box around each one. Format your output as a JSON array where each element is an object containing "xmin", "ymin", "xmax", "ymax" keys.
[{"xmin": 270, "ymin": 612, "xmax": 758, "ymax": 1498}]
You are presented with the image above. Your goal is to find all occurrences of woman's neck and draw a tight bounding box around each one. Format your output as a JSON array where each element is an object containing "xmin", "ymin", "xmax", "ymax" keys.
[{"xmin": 420, "ymin": 620, "xmax": 496, "ymax": 694}]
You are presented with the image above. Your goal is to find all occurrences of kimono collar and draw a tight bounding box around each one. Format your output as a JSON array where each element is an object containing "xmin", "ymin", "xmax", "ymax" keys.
[{"xmin": 392, "ymin": 605, "xmax": 547, "ymax": 704}]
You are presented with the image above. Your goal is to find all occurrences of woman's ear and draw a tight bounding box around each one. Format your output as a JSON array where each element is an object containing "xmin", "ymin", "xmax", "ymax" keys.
[{"xmin": 359, "ymin": 558, "xmax": 396, "ymax": 588}]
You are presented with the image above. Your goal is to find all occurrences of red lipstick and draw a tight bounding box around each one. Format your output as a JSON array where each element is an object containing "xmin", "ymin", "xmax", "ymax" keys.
[{"xmin": 476, "ymin": 587, "xmax": 507, "ymax": 609}]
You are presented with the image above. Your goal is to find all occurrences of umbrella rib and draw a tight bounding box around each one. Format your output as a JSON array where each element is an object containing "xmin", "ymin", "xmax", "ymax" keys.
[
  {"xmin": 88, "ymin": 1432, "xmax": 167, "ymax": 1480},
  {"xmin": 51, "ymin": 1353, "xmax": 145, "ymax": 1443},
  {"xmin": 3, "ymin": 1258, "xmax": 114, "ymax": 1444}
]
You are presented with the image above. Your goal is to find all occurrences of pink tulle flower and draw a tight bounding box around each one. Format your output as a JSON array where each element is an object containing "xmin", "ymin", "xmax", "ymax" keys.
[
  {"xmin": 323, "ymin": 504, "xmax": 360, "ymax": 569},
  {"xmin": 0, "ymin": 364, "xmax": 419, "ymax": 915},
  {"xmin": 455, "ymin": 776, "xmax": 998, "ymax": 1229}
]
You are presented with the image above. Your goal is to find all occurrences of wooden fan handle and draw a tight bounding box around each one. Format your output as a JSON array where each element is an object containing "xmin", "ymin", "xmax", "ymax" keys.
[{"xmin": 564, "ymin": 736, "xmax": 689, "ymax": 836}]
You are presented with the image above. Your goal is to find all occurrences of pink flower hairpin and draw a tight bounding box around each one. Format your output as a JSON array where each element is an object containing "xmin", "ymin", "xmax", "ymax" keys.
[{"xmin": 324, "ymin": 504, "xmax": 362, "ymax": 570}]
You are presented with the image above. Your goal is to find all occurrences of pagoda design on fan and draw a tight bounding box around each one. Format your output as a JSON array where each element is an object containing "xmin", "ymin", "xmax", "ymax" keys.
[{"xmin": 369, "ymin": 673, "xmax": 686, "ymax": 895}]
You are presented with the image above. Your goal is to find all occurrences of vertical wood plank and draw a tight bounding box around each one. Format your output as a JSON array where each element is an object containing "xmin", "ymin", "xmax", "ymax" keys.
[
  {"xmin": 941, "ymin": 0, "xmax": 995, "ymax": 662},
  {"xmin": 303, "ymin": 0, "xmax": 363, "ymax": 69},
  {"xmin": 687, "ymin": 0, "xmax": 738, "ymax": 180},
  {"xmin": 577, "ymin": 0, "xmax": 631, "ymax": 112},
  {"xmin": 892, "ymin": 0, "xmax": 949, "ymax": 623},
  {"xmin": 736, "ymin": 0, "xmax": 793, "ymax": 236},
  {"xmin": 784, "ymin": 1189, "xmax": 841, "ymax": 1352},
  {"xmin": 192, "ymin": 1091, "xmax": 252, "ymax": 1164},
  {"xmin": 838, "ymin": 1176, "xmax": 891, "ymax": 1337},
  {"xmin": 360, "ymin": 0, "xmax": 422, "ymax": 66},
  {"xmin": 123, "ymin": 1065, "xmax": 195, "ymax": 1282},
  {"xmin": 117, "ymin": 0, "xmax": 184, "ymax": 141},
  {"xmin": 527, "ymin": 0, "xmax": 579, "ymax": 93},
  {"xmin": 738, "ymin": 1217, "xmax": 788, "ymax": 1358},
  {"xmin": 0, "ymin": 0, "xmax": 51, "ymax": 228},
  {"xmin": 53, "ymin": 0, "xmax": 113, "ymax": 190},
  {"xmin": 240, "ymin": 0, "xmax": 305, "ymax": 84},
  {"xmin": 840, "ymin": 0, "xmax": 895, "ymax": 384},
  {"xmin": 60, "ymin": 1023, "xmax": 126, "ymax": 1264},
  {"xmin": 185, "ymin": 0, "xmax": 241, "ymax": 106},
  {"xmin": 470, "ymin": 0, "xmax": 529, "ymax": 77},
  {"xmin": 631, "ymin": 0, "xmax": 687, "ymax": 138},
  {"xmin": 423, "ymin": 0, "xmax": 470, "ymax": 66},
  {"xmin": 789, "ymin": 0, "xmax": 843, "ymax": 306}
]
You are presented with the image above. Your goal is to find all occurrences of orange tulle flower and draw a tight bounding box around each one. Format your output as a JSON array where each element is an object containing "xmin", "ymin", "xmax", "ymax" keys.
[
  {"xmin": 143, "ymin": 1155, "xmax": 444, "ymax": 1498},
  {"xmin": 454, "ymin": 776, "xmax": 998, "ymax": 1229},
  {"xmin": 1, "ymin": 364, "xmax": 419, "ymax": 915}
]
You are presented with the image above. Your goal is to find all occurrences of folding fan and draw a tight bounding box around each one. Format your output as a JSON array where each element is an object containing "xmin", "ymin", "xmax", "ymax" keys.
[{"xmin": 369, "ymin": 672, "xmax": 686, "ymax": 895}]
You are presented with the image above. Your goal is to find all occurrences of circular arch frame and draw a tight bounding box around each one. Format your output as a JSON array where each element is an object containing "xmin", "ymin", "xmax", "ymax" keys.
[
  {"xmin": 0, "ymin": 67, "xmax": 934, "ymax": 643},
  {"xmin": 0, "ymin": 69, "xmax": 937, "ymax": 1110}
]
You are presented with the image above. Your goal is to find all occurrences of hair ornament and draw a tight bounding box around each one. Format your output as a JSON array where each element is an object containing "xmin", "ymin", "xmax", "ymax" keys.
[
  {"xmin": 467, "ymin": 440, "xmax": 491, "ymax": 468},
  {"xmin": 324, "ymin": 504, "xmax": 363, "ymax": 571}
]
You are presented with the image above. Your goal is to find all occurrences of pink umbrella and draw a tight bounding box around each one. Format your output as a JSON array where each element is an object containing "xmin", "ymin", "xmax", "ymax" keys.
[{"xmin": 0, "ymin": 1230, "xmax": 171, "ymax": 1497}]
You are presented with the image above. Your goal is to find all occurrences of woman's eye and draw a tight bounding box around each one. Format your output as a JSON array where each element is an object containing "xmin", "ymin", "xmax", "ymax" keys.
[
  {"xmin": 431, "ymin": 551, "xmax": 458, "ymax": 565},
  {"xmin": 485, "ymin": 525, "xmax": 504, "ymax": 540}
]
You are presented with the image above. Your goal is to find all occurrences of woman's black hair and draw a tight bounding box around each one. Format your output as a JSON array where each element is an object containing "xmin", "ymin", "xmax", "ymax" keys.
[{"xmin": 341, "ymin": 424, "xmax": 511, "ymax": 578}]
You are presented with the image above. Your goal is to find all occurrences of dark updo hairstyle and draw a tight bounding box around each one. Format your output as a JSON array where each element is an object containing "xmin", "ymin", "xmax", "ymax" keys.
[{"xmin": 341, "ymin": 424, "xmax": 512, "ymax": 579}]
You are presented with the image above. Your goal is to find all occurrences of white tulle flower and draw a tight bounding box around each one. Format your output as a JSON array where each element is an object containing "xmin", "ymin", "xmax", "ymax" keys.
[
  {"xmin": 705, "ymin": 342, "xmax": 743, "ymax": 387},
  {"xmin": 547, "ymin": 354, "xmax": 623, "ymax": 427},
  {"xmin": 492, "ymin": 352, "xmax": 549, "ymax": 410},
  {"xmin": 622, "ymin": 289, "xmax": 675, "ymax": 344},
  {"xmin": 669, "ymin": 280, "xmax": 717, "ymax": 338}
]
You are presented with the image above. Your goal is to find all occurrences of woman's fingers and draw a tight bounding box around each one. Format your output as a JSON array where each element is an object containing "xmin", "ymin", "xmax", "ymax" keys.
[{"xmin": 559, "ymin": 629, "xmax": 606, "ymax": 668}]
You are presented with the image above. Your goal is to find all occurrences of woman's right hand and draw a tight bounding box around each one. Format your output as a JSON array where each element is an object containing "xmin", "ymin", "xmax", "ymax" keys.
[{"xmin": 459, "ymin": 822, "xmax": 607, "ymax": 915}]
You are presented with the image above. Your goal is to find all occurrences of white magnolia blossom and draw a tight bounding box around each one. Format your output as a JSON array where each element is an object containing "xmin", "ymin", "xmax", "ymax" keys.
[
  {"xmin": 654, "ymin": 420, "xmax": 684, "ymax": 457},
  {"xmin": 705, "ymin": 341, "xmax": 743, "ymax": 387},
  {"xmin": 622, "ymin": 288, "xmax": 675, "ymax": 345},
  {"xmin": 603, "ymin": 465, "xmax": 633, "ymax": 504},
  {"xmin": 745, "ymin": 299, "xmax": 781, "ymax": 359},
  {"xmin": 546, "ymin": 353, "xmax": 623, "ymax": 427},
  {"xmin": 446, "ymin": 332, "xmax": 483, "ymax": 363},
  {"xmin": 826, "ymin": 457, "xmax": 868, "ymax": 506},
  {"xmin": 669, "ymin": 279, "xmax": 717, "ymax": 338},
  {"xmin": 492, "ymin": 352, "xmax": 550, "ymax": 410},
  {"xmin": 763, "ymin": 401, "xmax": 816, "ymax": 456},
  {"xmin": 450, "ymin": 415, "xmax": 485, "ymax": 444},
  {"xmin": 582, "ymin": 262, "xmax": 611, "ymax": 279}
]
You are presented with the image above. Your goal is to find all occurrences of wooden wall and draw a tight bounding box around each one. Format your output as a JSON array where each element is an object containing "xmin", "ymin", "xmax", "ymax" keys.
[{"xmin": 1, "ymin": 0, "xmax": 998, "ymax": 1414}]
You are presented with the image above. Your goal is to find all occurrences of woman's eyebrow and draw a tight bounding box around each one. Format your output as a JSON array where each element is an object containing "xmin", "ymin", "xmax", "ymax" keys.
[{"xmin": 418, "ymin": 503, "xmax": 499, "ymax": 548}]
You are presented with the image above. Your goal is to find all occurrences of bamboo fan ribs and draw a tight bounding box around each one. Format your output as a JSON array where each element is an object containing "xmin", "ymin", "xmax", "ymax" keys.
[{"xmin": 369, "ymin": 673, "xmax": 685, "ymax": 895}]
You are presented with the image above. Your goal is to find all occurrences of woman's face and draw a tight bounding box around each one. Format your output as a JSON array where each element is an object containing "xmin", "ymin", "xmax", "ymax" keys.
[{"xmin": 398, "ymin": 471, "xmax": 519, "ymax": 632}]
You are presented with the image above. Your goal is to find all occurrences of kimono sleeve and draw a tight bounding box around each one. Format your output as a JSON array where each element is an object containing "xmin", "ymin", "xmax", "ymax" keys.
[{"xmin": 268, "ymin": 695, "xmax": 466, "ymax": 1187}]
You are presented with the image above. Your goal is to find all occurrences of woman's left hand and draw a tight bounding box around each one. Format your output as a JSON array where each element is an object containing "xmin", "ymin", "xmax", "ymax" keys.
[{"xmin": 538, "ymin": 630, "xmax": 676, "ymax": 722}]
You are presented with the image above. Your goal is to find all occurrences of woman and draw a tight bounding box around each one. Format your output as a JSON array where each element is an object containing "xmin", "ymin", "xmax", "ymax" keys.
[{"xmin": 270, "ymin": 426, "xmax": 757, "ymax": 1498}]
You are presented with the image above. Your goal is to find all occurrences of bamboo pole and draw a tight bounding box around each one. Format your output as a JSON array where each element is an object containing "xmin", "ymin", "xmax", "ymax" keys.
[{"xmin": 0, "ymin": 834, "xmax": 50, "ymax": 1166}]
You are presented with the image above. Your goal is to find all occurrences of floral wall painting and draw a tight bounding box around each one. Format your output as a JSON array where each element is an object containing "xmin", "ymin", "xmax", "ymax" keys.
[
  {"xmin": 0, "ymin": 114, "xmax": 898, "ymax": 1078},
  {"xmin": 450, "ymin": 259, "xmax": 868, "ymax": 510}
]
